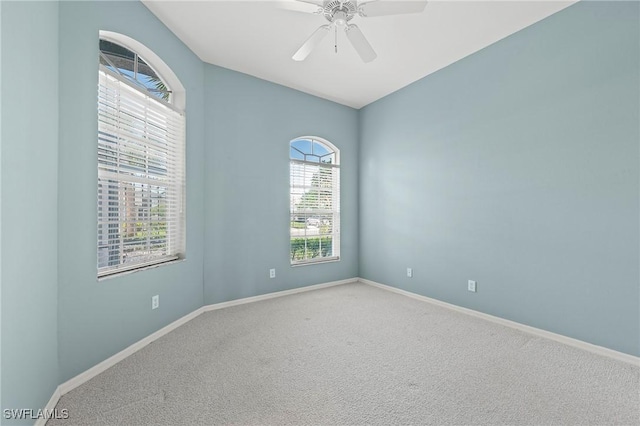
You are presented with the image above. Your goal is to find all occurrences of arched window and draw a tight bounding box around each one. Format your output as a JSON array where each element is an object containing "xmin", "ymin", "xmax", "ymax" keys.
[
  {"xmin": 290, "ymin": 137, "xmax": 340, "ymax": 265},
  {"xmin": 97, "ymin": 33, "xmax": 186, "ymax": 277}
]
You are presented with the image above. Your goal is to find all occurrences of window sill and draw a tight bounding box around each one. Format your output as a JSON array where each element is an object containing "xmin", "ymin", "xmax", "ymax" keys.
[
  {"xmin": 98, "ymin": 257, "xmax": 184, "ymax": 281},
  {"xmin": 291, "ymin": 257, "xmax": 340, "ymax": 267}
]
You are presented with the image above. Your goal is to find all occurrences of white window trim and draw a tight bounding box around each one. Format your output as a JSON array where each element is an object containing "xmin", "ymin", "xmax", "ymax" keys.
[{"xmin": 97, "ymin": 33, "xmax": 186, "ymax": 278}]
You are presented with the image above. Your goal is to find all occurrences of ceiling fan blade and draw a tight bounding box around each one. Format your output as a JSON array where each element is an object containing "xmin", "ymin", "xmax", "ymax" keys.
[
  {"xmin": 297, "ymin": 0, "xmax": 325, "ymax": 5},
  {"xmin": 292, "ymin": 25, "xmax": 331, "ymax": 61},
  {"xmin": 345, "ymin": 24, "xmax": 377, "ymax": 63},
  {"xmin": 358, "ymin": 1, "xmax": 428, "ymax": 17},
  {"xmin": 277, "ymin": 0, "xmax": 323, "ymax": 14}
]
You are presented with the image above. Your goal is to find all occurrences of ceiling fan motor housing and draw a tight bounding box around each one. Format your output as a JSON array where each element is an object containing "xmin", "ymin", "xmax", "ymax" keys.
[{"xmin": 324, "ymin": 1, "xmax": 357, "ymax": 25}]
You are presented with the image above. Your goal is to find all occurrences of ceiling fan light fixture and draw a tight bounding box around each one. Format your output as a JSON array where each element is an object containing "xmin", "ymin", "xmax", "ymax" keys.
[{"xmin": 333, "ymin": 11, "xmax": 348, "ymax": 26}]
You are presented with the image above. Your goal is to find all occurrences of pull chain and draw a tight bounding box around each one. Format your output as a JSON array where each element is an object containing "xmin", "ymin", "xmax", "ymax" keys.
[{"xmin": 335, "ymin": 25, "xmax": 338, "ymax": 53}]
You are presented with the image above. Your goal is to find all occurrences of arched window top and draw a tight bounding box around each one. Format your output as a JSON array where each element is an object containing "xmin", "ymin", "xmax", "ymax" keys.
[
  {"xmin": 98, "ymin": 31, "xmax": 185, "ymax": 110},
  {"xmin": 290, "ymin": 137, "xmax": 339, "ymax": 165},
  {"xmin": 99, "ymin": 39, "xmax": 170, "ymax": 101}
]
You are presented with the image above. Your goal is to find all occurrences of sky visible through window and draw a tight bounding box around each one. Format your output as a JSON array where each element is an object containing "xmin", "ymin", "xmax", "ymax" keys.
[
  {"xmin": 99, "ymin": 39, "xmax": 170, "ymax": 101},
  {"xmin": 290, "ymin": 139, "xmax": 334, "ymax": 163},
  {"xmin": 112, "ymin": 68, "xmax": 159, "ymax": 96}
]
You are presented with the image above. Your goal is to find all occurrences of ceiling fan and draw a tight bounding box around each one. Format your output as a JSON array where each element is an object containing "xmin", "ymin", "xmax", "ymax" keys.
[{"xmin": 285, "ymin": 0, "xmax": 428, "ymax": 63}]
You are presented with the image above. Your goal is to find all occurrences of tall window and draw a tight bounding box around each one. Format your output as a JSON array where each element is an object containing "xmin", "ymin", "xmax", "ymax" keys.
[
  {"xmin": 97, "ymin": 35, "xmax": 185, "ymax": 277},
  {"xmin": 290, "ymin": 137, "xmax": 340, "ymax": 265}
]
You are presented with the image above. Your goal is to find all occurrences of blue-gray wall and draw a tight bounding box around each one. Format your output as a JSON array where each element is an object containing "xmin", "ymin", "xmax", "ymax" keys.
[
  {"xmin": 203, "ymin": 66, "xmax": 359, "ymax": 304},
  {"xmin": 57, "ymin": 0, "xmax": 205, "ymax": 381},
  {"xmin": 359, "ymin": 1, "xmax": 639, "ymax": 356},
  {"xmin": 1, "ymin": 1, "xmax": 60, "ymax": 423}
]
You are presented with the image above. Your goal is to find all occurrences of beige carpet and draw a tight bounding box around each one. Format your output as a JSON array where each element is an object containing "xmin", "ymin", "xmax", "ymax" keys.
[{"xmin": 48, "ymin": 282, "xmax": 639, "ymax": 425}]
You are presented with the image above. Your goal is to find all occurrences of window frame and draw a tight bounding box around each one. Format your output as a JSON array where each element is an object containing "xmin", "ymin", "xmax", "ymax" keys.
[
  {"xmin": 96, "ymin": 34, "xmax": 186, "ymax": 279},
  {"xmin": 289, "ymin": 136, "xmax": 341, "ymax": 266}
]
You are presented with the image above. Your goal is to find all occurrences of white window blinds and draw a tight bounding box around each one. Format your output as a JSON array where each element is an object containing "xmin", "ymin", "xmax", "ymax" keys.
[
  {"xmin": 97, "ymin": 68, "xmax": 185, "ymax": 277},
  {"xmin": 290, "ymin": 138, "xmax": 340, "ymax": 265}
]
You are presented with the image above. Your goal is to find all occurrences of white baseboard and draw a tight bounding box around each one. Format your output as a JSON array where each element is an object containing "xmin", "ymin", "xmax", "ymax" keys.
[
  {"xmin": 202, "ymin": 278, "xmax": 357, "ymax": 312},
  {"xmin": 58, "ymin": 306, "xmax": 204, "ymax": 396},
  {"xmin": 54, "ymin": 277, "xmax": 357, "ymax": 401},
  {"xmin": 359, "ymin": 277, "xmax": 640, "ymax": 366},
  {"xmin": 33, "ymin": 387, "xmax": 61, "ymax": 426}
]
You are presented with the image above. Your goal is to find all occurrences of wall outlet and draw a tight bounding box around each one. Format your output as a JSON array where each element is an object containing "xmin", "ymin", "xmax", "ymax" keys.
[
  {"xmin": 152, "ymin": 295, "xmax": 159, "ymax": 309},
  {"xmin": 468, "ymin": 280, "xmax": 477, "ymax": 293},
  {"xmin": 269, "ymin": 268, "xmax": 276, "ymax": 279},
  {"xmin": 407, "ymin": 268, "xmax": 413, "ymax": 278}
]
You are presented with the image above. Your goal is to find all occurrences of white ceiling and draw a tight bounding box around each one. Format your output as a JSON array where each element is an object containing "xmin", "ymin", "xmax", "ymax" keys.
[{"xmin": 142, "ymin": 0, "xmax": 576, "ymax": 109}]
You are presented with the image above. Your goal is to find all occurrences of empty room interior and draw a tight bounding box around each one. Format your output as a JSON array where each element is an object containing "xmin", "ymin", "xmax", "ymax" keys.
[{"xmin": 1, "ymin": 0, "xmax": 639, "ymax": 424}]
